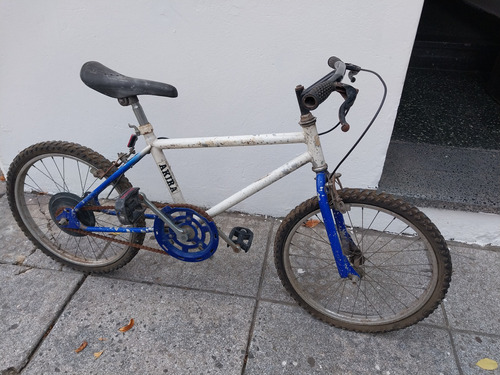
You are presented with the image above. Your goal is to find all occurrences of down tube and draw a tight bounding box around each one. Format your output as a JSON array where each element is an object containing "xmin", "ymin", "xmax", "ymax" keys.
[
  {"xmin": 206, "ymin": 152, "xmax": 312, "ymax": 217},
  {"xmin": 315, "ymin": 172, "xmax": 359, "ymax": 278}
]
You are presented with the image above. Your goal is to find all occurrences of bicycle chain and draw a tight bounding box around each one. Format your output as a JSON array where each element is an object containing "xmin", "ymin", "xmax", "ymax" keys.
[{"xmin": 69, "ymin": 203, "xmax": 214, "ymax": 255}]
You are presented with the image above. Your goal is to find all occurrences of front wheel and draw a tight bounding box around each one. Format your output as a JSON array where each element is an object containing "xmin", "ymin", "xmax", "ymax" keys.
[{"xmin": 274, "ymin": 189, "xmax": 452, "ymax": 332}]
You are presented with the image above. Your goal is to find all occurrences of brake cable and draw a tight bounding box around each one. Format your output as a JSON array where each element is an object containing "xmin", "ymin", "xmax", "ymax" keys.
[
  {"xmin": 318, "ymin": 68, "xmax": 388, "ymax": 174},
  {"xmin": 318, "ymin": 120, "xmax": 342, "ymax": 136}
]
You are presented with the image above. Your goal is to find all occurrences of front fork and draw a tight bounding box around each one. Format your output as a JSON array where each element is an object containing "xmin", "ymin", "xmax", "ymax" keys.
[{"xmin": 316, "ymin": 171, "xmax": 360, "ymax": 279}]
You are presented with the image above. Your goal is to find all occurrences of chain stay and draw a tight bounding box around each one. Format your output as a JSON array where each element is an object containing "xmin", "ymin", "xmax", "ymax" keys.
[{"xmin": 70, "ymin": 203, "xmax": 214, "ymax": 255}]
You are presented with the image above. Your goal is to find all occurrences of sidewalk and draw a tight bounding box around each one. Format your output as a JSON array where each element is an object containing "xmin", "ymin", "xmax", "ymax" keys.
[{"xmin": 1, "ymin": 180, "xmax": 500, "ymax": 375}]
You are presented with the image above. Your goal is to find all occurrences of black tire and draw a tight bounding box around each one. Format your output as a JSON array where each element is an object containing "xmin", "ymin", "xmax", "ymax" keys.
[
  {"xmin": 7, "ymin": 141, "xmax": 144, "ymax": 273},
  {"xmin": 274, "ymin": 189, "xmax": 452, "ymax": 332}
]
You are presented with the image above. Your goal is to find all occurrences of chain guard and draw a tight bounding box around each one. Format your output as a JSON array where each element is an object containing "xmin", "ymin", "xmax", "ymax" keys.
[{"xmin": 153, "ymin": 206, "xmax": 219, "ymax": 262}]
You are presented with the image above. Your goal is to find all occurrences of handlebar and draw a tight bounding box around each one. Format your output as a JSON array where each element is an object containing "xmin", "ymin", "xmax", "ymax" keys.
[
  {"xmin": 297, "ymin": 56, "xmax": 359, "ymax": 131},
  {"xmin": 301, "ymin": 58, "xmax": 346, "ymax": 110}
]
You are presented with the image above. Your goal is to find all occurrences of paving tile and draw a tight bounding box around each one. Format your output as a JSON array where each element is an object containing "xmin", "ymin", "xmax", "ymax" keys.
[
  {"xmin": 259, "ymin": 218, "xmax": 295, "ymax": 304},
  {"xmin": 0, "ymin": 180, "xmax": 5, "ymax": 197},
  {"xmin": 23, "ymin": 276, "xmax": 255, "ymax": 375},
  {"xmin": 245, "ymin": 301, "xmax": 458, "ymax": 375},
  {"xmin": 0, "ymin": 196, "xmax": 36, "ymax": 265},
  {"xmin": 417, "ymin": 304, "xmax": 446, "ymax": 328},
  {"xmin": 443, "ymin": 245, "xmax": 500, "ymax": 333},
  {"xmin": 109, "ymin": 212, "xmax": 274, "ymax": 297},
  {"xmin": 0, "ymin": 194, "xmax": 74, "ymax": 271},
  {"xmin": 0, "ymin": 264, "xmax": 83, "ymax": 373},
  {"xmin": 261, "ymin": 219, "xmax": 447, "ymax": 327},
  {"xmin": 2, "ymin": 174, "xmax": 499, "ymax": 375},
  {"xmin": 22, "ymin": 248, "xmax": 66, "ymax": 271},
  {"xmin": 453, "ymin": 332, "xmax": 500, "ymax": 375}
]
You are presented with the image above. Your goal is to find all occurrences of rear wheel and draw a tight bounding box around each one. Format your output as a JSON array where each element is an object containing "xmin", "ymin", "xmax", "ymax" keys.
[
  {"xmin": 7, "ymin": 141, "xmax": 144, "ymax": 273},
  {"xmin": 274, "ymin": 189, "xmax": 452, "ymax": 332}
]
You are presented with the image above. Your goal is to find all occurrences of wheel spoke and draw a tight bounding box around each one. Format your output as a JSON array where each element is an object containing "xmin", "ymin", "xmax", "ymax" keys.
[
  {"xmin": 9, "ymin": 142, "xmax": 142, "ymax": 272},
  {"xmin": 274, "ymin": 190, "xmax": 450, "ymax": 332}
]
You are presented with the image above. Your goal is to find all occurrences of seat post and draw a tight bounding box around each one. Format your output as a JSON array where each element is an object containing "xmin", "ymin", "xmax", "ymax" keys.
[
  {"xmin": 131, "ymin": 101, "xmax": 149, "ymax": 126},
  {"xmin": 118, "ymin": 96, "xmax": 149, "ymax": 126}
]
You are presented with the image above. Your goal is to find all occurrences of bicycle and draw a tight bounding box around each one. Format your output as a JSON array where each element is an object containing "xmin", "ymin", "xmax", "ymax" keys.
[{"xmin": 6, "ymin": 56, "xmax": 452, "ymax": 333}]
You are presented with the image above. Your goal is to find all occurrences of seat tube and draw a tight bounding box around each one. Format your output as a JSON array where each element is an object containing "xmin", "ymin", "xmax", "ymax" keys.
[
  {"xmin": 150, "ymin": 147, "xmax": 185, "ymax": 203},
  {"xmin": 128, "ymin": 97, "xmax": 185, "ymax": 203}
]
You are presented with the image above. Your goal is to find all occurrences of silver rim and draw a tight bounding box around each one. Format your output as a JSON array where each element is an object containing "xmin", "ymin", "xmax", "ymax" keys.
[
  {"xmin": 283, "ymin": 203, "xmax": 439, "ymax": 326},
  {"xmin": 14, "ymin": 153, "xmax": 134, "ymax": 267}
]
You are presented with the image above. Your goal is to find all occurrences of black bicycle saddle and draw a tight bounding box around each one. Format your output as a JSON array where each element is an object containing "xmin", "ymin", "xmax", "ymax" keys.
[{"xmin": 80, "ymin": 61, "xmax": 178, "ymax": 99}]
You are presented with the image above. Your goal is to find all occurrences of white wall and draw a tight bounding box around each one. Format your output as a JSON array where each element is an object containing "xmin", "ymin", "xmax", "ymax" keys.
[{"xmin": 0, "ymin": 0, "xmax": 424, "ymax": 216}]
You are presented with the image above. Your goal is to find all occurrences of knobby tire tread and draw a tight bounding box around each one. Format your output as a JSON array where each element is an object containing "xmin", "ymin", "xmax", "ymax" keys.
[
  {"xmin": 274, "ymin": 188, "xmax": 452, "ymax": 333},
  {"xmin": 6, "ymin": 141, "xmax": 143, "ymax": 274}
]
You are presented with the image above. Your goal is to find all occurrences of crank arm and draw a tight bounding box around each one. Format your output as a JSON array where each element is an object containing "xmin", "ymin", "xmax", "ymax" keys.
[
  {"xmin": 217, "ymin": 227, "xmax": 242, "ymax": 253},
  {"xmin": 139, "ymin": 193, "xmax": 188, "ymax": 241}
]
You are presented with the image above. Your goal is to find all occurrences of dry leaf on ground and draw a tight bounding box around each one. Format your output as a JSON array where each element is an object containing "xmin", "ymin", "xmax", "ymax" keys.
[
  {"xmin": 304, "ymin": 219, "xmax": 320, "ymax": 228},
  {"xmin": 476, "ymin": 358, "xmax": 498, "ymax": 370},
  {"xmin": 74, "ymin": 341, "xmax": 88, "ymax": 353},
  {"xmin": 118, "ymin": 318, "xmax": 135, "ymax": 332},
  {"xmin": 93, "ymin": 350, "xmax": 104, "ymax": 359}
]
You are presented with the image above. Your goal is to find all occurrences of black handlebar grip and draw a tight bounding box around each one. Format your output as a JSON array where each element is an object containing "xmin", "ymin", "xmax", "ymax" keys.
[
  {"xmin": 328, "ymin": 56, "xmax": 342, "ymax": 69},
  {"xmin": 301, "ymin": 80, "xmax": 336, "ymax": 110},
  {"xmin": 298, "ymin": 56, "xmax": 347, "ymax": 112}
]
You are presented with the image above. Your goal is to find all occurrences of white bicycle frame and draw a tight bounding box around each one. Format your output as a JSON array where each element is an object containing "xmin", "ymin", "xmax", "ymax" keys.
[
  {"xmin": 133, "ymin": 105, "xmax": 328, "ymax": 218},
  {"xmin": 70, "ymin": 99, "xmax": 358, "ymax": 277}
]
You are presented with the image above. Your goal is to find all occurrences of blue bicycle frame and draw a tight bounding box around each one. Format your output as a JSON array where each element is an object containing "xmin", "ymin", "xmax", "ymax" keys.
[{"xmin": 56, "ymin": 103, "xmax": 359, "ymax": 278}]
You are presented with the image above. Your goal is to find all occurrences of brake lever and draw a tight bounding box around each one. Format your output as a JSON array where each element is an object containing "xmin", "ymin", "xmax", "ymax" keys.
[
  {"xmin": 346, "ymin": 63, "xmax": 361, "ymax": 83},
  {"xmin": 336, "ymin": 83, "xmax": 358, "ymax": 132}
]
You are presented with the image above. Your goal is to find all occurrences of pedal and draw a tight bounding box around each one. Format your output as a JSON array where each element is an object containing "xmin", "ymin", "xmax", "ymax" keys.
[
  {"xmin": 228, "ymin": 227, "xmax": 254, "ymax": 252},
  {"xmin": 115, "ymin": 187, "xmax": 145, "ymax": 225}
]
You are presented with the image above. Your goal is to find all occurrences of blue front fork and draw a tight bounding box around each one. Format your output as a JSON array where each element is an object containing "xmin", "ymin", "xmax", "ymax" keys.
[{"xmin": 316, "ymin": 172, "xmax": 359, "ymax": 279}]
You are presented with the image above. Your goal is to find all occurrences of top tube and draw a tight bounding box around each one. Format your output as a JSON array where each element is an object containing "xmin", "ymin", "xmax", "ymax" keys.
[{"xmin": 151, "ymin": 132, "xmax": 305, "ymax": 149}]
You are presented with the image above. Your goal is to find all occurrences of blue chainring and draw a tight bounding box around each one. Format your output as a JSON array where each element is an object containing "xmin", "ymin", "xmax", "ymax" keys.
[{"xmin": 153, "ymin": 206, "xmax": 219, "ymax": 262}]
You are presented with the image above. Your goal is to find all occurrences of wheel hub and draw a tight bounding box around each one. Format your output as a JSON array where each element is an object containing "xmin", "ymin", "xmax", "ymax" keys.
[{"xmin": 48, "ymin": 192, "xmax": 95, "ymax": 236}]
